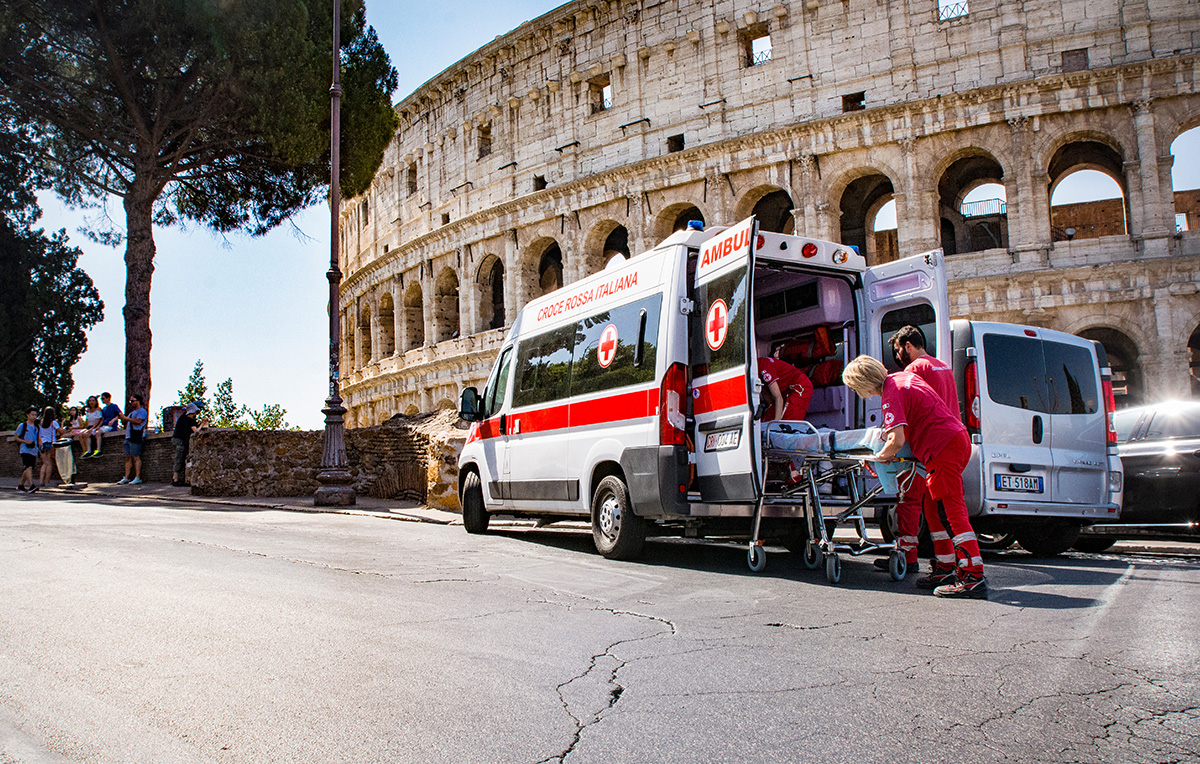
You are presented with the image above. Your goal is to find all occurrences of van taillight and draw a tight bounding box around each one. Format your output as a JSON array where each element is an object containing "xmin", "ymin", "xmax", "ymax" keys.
[
  {"xmin": 1102, "ymin": 376, "xmax": 1118, "ymax": 445},
  {"xmin": 965, "ymin": 359, "xmax": 981, "ymax": 431},
  {"xmin": 660, "ymin": 362, "xmax": 687, "ymax": 446}
]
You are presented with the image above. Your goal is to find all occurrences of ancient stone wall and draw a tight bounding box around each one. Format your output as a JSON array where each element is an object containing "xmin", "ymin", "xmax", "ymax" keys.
[{"xmin": 338, "ymin": 0, "xmax": 1200, "ymax": 423}]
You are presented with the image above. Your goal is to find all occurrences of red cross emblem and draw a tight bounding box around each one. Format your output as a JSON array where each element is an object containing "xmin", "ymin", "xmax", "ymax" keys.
[
  {"xmin": 597, "ymin": 324, "xmax": 619, "ymax": 368},
  {"xmin": 706, "ymin": 299, "xmax": 728, "ymax": 351}
]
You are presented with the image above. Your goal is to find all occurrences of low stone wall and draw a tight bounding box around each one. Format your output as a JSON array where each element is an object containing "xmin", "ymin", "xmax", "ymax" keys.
[
  {"xmin": 2, "ymin": 412, "xmax": 468, "ymax": 508},
  {"xmin": 0, "ymin": 430, "xmax": 174, "ymax": 484}
]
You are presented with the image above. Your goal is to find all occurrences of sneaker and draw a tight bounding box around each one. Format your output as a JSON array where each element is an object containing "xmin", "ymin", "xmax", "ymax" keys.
[
  {"xmin": 17, "ymin": 485, "xmax": 27, "ymax": 493},
  {"xmin": 130, "ymin": 477, "xmax": 143, "ymax": 485},
  {"xmin": 915, "ymin": 567, "xmax": 958, "ymax": 590},
  {"xmin": 117, "ymin": 477, "xmax": 129, "ymax": 485},
  {"xmin": 28, "ymin": 485, "xmax": 38, "ymax": 494},
  {"xmin": 934, "ymin": 575, "xmax": 989, "ymax": 600}
]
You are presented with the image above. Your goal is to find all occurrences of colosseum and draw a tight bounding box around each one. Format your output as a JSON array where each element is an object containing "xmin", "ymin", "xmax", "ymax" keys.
[{"xmin": 337, "ymin": 0, "xmax": 1200, "ymax": 426}]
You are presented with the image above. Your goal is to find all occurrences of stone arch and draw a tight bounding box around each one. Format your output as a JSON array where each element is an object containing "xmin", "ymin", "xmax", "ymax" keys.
[
  {"xmin": 378, "ymin": 292, "xmax": 395, "ymax": 357},
  {"xmin": 403, "ymin": 281, "xmax": 425, "ymax": 350},
  {"xmin": 734, "ymin": 186, "xmax": 795, "ymax": 234},
  {"xmin": 653, "ymin": 202, "xmax": 706, "ymax": 241},
  {"xmin": 404, "ymin": 403, "xmax": 420, "ymax": 416},
  {"xmin": 435, "ymin": 267, "xmax": 460, "ymax": 343},
  {"xmin": 435, "ymin": 397, "xmax": 457, "ymax": 411},
  {"xmin": 1044, "ymin": 134, "xmax": 1130, "ymax": 241},
  {"xmin": 475, "ymin": 254, "xmax": 506, "ymax": 332},
  {"xmin": 1169, "ymin": 124, "xmax": 1200, "ymax": 228},
  {"xmin": 936, "ymin": 150, "xmax": 1009, "ymax": 256},
  {"xmin": 582, "ymin": 220, "xmax": 630, "ymax": 276},
  {"xmin": 1077, "ymin": 326, "xmax": 1144, "ymax": 406},
  {"xmin": 832, "ymin": 168, "xmax": 897, "ymax": 261},
  {"xmin": 358, "ymin": 303, "xmax": 373, "ymax": 364},
  {"xmin": 342, "ymin": 308, "xmax": 355, "ymax": 370}
]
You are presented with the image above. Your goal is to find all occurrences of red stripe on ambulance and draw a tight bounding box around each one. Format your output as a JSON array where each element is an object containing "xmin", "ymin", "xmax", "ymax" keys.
[{"xmin": 693, "ymin": 375, "xmax": 747, "ymax": 415}]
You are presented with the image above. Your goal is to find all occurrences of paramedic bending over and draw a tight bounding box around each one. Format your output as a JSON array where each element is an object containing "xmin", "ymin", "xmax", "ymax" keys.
[
  {"xmin": 842, "ymin": 355, "xmax": 988, "ymax": 600},
  {"xmin": 886, "ymin": 325, "xmax": 961, "ymax": 578},
  {"xmin": 757, "ymin": 355, "xmax": 814, "ymax": 422}
]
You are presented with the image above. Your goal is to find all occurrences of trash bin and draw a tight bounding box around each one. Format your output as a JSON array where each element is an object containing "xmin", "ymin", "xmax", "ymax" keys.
[{"xmin": 54, "ymin": 438, "xmax": 76, "ymax": 485}]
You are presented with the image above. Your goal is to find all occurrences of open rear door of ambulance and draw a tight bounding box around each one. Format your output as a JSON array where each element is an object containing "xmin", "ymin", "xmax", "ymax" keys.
[
  {"xmin": 860, "ymin": 248, "xmax": 951, "ymax": 428},
  {"xmin": 691, "ymin": 217, "xmax": 762, "ymax": 502}
]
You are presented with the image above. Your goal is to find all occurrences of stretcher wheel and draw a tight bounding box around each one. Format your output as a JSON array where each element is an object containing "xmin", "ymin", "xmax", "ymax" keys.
[
  {"xmin": 802, "ymin": 541, "xmax": 822, "ymax": 570},
  {"xmin": 825, "ymin": 553, "xmax": 842, "ymax": 584},
  {"xmin": 889, "ymin": 551, "xmax": 907, "ymax": 581},
  {"xmin": 747, "ymin": 543, "xmax": 767, "ymax": 573}
]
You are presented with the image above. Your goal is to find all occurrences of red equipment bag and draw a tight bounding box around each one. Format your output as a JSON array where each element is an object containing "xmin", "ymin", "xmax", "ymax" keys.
[{"xmin": 777, "ymin": 326, "xmax": 835, "ymax": 366}]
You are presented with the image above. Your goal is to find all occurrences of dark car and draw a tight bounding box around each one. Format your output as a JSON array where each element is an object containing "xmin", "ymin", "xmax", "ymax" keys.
[{"xmin": 1074, "ymin": 400, "xmax": 1200, "ymax": 551}]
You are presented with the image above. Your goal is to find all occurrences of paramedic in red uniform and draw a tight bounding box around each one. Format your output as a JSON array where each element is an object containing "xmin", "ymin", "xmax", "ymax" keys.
[
  {"xmin": 884, "ymin": 326, "xmax": 961, "ymax": 582},
  {"xmin": 757, "ymin": 355, "xmax": 814, "ymax": 422},
  {"xmin": 843, "ymin": 355, "xmax": 987, "ymax": 599}
]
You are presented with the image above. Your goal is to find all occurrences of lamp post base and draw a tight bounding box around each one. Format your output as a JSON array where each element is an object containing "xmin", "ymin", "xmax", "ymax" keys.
[{"xmin": 314, "ymin": 394, "xmax": 356, "ymax": 507}]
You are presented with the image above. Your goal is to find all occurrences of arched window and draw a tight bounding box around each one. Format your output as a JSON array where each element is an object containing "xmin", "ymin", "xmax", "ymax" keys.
[
  {"xmin": 358, "ymin": 305, "xmax": 372, "ymax": 363},
  {"xmin": 538, "ymin": 244, "xmax": 563, "ymax": 296},
  {"xmin": 1078, "ymin": 327, "xmax": 1143, "ymax": 407},
  {"xmin": 1048, "ymin": 141, "xmax": 1128, "ymax": 240},
  {"xmin": 404, "ymin": 282, "xmax": 424, "ymax": 351},
  {"xmin": 752, "ymin": 190, "xmax": 795, "ymax": 234},
  {"xmin": 839, "ymin": 173, "xmax": 894, "ymax": 260},
  {"xmin": 435, "ymin": 268, "xmax": 460, "ymax": 343},
  {"xmin": 938, "ymin": 154, "xmax": 1008, "ymax": 255},
  {"xmin": 378, "ymin": 293, "xmax": 395, "ymax": 357}
]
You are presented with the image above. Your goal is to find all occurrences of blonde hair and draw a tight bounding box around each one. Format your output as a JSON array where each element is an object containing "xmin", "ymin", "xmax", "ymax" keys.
[{"xmin": 843, "ymin": 355, "xmax": 888, "ymax": 398}]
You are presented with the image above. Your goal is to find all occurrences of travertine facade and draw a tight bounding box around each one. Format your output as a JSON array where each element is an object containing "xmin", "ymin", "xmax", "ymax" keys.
[{"xmin": 339, "ymin": 0, "xmax": 1200, "ymax": 425}]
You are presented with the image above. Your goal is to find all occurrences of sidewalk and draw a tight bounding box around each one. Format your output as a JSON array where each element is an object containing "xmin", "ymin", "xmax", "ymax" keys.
[{"xmin": 0, "ymin": 477, "xmax": 461, "ymax": 526}]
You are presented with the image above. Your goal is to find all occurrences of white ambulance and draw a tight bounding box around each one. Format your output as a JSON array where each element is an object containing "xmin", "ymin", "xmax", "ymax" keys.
[{"xmin": 458, "ymin": 217, "xmax": 1122, "ymax": 560}]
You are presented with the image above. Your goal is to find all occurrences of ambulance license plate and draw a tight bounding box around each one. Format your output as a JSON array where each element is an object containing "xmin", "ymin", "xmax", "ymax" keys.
[
  {"xmin": 704, "ymin": 429, "xmax": 741, "ymax": 452},
  {"xmin": 996, "ymin": 474, "xmax": 1043, "ymax": 493}
]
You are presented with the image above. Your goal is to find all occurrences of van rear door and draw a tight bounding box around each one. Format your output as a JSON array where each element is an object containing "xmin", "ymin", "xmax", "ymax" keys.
[
  {"xmin": 1043, "ymin": 336, "xmax": 1107, "ymax": 506},
  {"xmin": 691, "ymin": 217, "xmax": 761, "ymax": 501},
  {"xmin": 860, "ymin": 248, "xmax": 950, "ymax": 427}
]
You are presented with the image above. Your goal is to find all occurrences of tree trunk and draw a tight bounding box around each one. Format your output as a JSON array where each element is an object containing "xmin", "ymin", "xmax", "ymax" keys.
[{"xmin": 123, "ymin": 184, "xmax": 157, "ymax": 411}]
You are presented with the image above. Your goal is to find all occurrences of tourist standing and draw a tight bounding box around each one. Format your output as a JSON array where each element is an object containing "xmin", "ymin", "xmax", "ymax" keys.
[
  {"xmin": 14, "ymin": 406, "xmax": 39, "ymax": 493},
  {"xmin": 171, "ymin": 403, "xmax": 207, "ymax": 487},
  {"xmin": 116, "ymin": 394, "xmax": 147, "ymax": 485},
  {"xmin": 37, "ymin": 406, "xmax": 61, "ymax": 488}
]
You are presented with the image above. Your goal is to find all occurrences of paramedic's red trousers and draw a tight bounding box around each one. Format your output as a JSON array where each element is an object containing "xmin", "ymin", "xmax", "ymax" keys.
[
  {"xmin": 922, "ymin": 430, "xmax": 983, "ymax": 577},
  {"xmin": 893, "ymin": 475, "xmax": 924, "ymax": 564}
]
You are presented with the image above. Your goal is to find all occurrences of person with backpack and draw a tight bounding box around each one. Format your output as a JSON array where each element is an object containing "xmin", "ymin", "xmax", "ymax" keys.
[
  {"xmin": 37, "ymin": 406, "xmax": 61, "ymax": 488},
  {"xmin": 14, "ymin": 406, "xmax": 40, "ymax": 493},
  {"xmin": 115, "ymin": 394, "xmax": 147, "ymax": 485}
]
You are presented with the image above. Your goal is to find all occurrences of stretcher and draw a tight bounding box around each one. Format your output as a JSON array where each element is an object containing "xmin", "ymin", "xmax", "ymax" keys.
[{"xmin": 746, "ymin": 421, "xmax": 921, "ymax": 583}]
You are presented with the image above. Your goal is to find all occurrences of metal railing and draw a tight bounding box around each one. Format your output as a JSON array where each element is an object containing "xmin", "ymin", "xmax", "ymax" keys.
[
  {"xmin": 748, "ymin": 48, "xmax": 773, "ymax": 66},
  {"xmin": 938, "ymin": 1, "xmax": 969, "ymax": 21},
  {"xmin": 960, "ymin": 198, "xmax": 1006, "ymax": 218}
]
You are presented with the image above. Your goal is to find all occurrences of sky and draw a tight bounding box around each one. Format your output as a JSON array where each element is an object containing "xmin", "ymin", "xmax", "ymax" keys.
[{"xmin": 43, "ymin": 1, "xmax": 1199, "ymax": 429}]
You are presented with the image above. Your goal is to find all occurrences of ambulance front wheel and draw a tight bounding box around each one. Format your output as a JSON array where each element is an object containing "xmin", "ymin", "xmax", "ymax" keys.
[
  {"xmin": 591, "ymin": 475, "xmax": 646, "ymax": 560},
  {"xmin": 461, "ymin": 471, "xmax": 489, "ymax": 535}
]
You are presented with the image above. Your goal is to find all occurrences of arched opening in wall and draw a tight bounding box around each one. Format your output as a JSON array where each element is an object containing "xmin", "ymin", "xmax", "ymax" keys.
[
  {"xmin": 538, "ymin": 243, "xmax": 563, "ymax": 296},
  {"xmin": 672, "ymin": 206, "xmax": 704, "ymax": 233},
  {"xmin": 838, "ymin": 173, "xmax": 894, "ymax": 259},
  {"xmin": 868, "ymin": 198, "xmax": 898, "ymax": 264},
  {"xmin": 358, "ymin": 305, "xmax": 372, "ymax": 364},
  {"xmin": 476, "ymin": 255, "xmax": 505, "ymax": 332},
  {"xmin": 404, "ymin": 404, "xmax": 420, "ymax": 416},
  {"xmin": 403, "ymin": 282, "xmax": 424, "ymax": 351},
  {"xmin": 752, "ymin": 190, "xmax": 795, "ymax": 234},
  {"xmin": 938, "ymin": 154, "xmax": 1008, "ymax": 255},
  {"xmin": 1078, "ymin": 327, "xmax": 1143, "ymax": 407},
  {"xmin": 435, "ymin": 267, "xmax": 460, "ymax": 343},
  {"xmin": 603, "ymin": 225, "xmax": 630, "ymax": 268},
  {"xmin": 1048, "ymin": 141, "xmax": 1128, "ymax": 241},
  {"xmin": 1170, "ymin": 126, "xmax": 1200, "ymax": 233},
  {"xmin": 652, "ymin": 203, "xmax": 705, "ymax": 242},
  {"xmin": 1189, "ymin": 324, "xmax": 1200, "ymax": 398},
  {"xmin": 343, "ymin": 310, "xmax": 355, "ymax": 370},
  {"xmin": 378, "ymin": 293, "xmax": 395, "ymax": 357}
]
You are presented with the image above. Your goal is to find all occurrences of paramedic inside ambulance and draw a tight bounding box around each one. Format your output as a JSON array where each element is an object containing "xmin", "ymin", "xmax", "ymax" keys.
[
  {"xmin": 842, "ymin": 355, "xmax": 988, "ymax": 600},
  {"xmin": 885, "ymin": 325, "xmax": 961, "ymax": 578},
  {"xmin": 757, "ymin": 353, "xmax": 814, "ymax": 422}
]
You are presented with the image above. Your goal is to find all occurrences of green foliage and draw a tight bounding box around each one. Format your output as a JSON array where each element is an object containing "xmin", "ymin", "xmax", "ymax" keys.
[
  {"xmin": 0, "ymin": 119, "xmax": 103, "ymax": 429},
  {"xmin": 200, "ymin": 372, "xmax": 294, "ymax": 431},
  {"xmin": 175, "ymin": 361, "xmax": 210, "ymax": 411}
]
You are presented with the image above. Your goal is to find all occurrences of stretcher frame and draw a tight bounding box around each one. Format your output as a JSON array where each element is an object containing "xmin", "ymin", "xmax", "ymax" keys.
[{"xmin": 747, "ymin": 422, "xmax": 920, "ymax": 583}]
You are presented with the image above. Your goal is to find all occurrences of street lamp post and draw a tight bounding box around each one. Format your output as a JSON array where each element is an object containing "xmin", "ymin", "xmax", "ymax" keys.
[{"xmin": 314, "ymin": 0, "xmax": 355, "ymax": 506}]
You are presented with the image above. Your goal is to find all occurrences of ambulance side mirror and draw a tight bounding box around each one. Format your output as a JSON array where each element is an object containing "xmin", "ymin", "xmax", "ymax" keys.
[{"xmin": 459, "ymin": 387, "xmax": 482, "ymax": 422}]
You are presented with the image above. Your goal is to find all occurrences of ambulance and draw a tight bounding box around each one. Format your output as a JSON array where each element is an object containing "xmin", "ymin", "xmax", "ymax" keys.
[{"xmin": 457, "ymin": 217, "xmax": 1122, "ymax": 560}]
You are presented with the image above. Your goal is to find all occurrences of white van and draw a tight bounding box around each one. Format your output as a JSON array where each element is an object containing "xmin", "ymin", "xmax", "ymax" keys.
[{"xmin": 458, "ymin": 217, "xmax": 1122, "ymax": 559}]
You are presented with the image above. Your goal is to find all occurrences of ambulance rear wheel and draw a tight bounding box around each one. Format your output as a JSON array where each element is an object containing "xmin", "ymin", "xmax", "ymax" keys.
[
  {"xmin": 591, "ymin": 475, "xmax": 645, "ymax": 560},
  {"xmin": 461, "ymin": 471, "xmax": 489, "ymax": 535}
]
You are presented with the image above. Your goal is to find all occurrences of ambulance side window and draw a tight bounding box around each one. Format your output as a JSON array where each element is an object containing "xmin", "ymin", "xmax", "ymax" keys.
[
  {"xmin": 512, "ymin": 326, "xmax": 575, "ymax": 409},
  {"xmin": 691, "ymin": 266, "xmax": 748, "ymax": 377},
  {"xmin": 482, "ymin": 347, "xmax": 513, "ymax": 418},
  {"xmin": 570, "ymin": 295, "xmax": 662, "ymax": 397},
  {"xmin": 880, "ymin": 303, "xmax": 936, "ymax": 372}
]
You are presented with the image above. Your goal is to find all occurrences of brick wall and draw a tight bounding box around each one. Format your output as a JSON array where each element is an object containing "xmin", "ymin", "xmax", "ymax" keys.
[{"xmin": 1, "ymin": 430, "xmax": 175, "ymax": 484}]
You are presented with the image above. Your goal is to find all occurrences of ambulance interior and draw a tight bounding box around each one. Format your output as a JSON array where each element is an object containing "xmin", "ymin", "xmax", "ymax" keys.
[{"xmin": 752, "ymin": 263, "xmax": 859, "ymax": 432}]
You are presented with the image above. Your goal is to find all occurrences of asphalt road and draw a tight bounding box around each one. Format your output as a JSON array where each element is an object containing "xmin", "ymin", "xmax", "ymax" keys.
[{"xmin": 2, "ymin": 493, "xmax": 1198, "ymax": 764}]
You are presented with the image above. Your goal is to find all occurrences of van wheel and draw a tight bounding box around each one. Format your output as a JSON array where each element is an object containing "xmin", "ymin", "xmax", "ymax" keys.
[
  {"xmin": 1072, "ymin": 537, "xmax": 1117, "ymax": 553},
  {"xmin": 878, "ymin": 505, "xmax": 898, "ymax": 544},
  {"xmin": 1016, "ymin": 521, "xmax": 1081, "ymax": 557},
  {"xmin": 461, "ymin": 471, "xmax": 489, "ymax": 535},
  {"xmin": 976, "ymin": 531, "xmax": 1017, "ymax": 551},
  {"xmin": 591, "ymin": 475, "xmax": 645, "ymax": 560}
]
